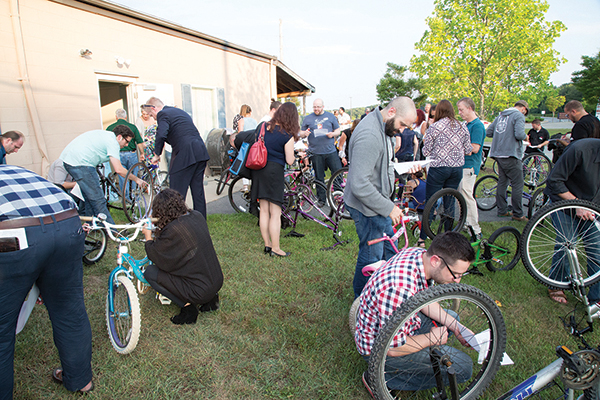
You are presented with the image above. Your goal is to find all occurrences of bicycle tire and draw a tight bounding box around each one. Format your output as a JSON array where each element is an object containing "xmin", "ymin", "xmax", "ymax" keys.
[
  {"xmin": 228, "ymin": 176, "xmax": 254, "ymax": 214},
  {"xmin": 349, "ymin": 296, "xmax": 361, "ymax": 331},
  {"xmin": 216, "ymin": 169, "xmax": 230, "ymax": 195},
  {"xmin": 82, "ymin": 228, "xmax": 107, "ymax": 265},
  {"xmin": 527, "ymin": 187, "xmax": 549, "ymax": 220},
  {"xmin": 521, "ymin": 200, "xmax": 600, "ymax": 291},
  {"xmin": 492, "ymin": 160, "xmax": 499, "ymax": 175},
  {"xmin": 107, "ymin": 171, "xmax": 124, "ymax": 209},
  {"xmin": 105, "ymin": 275, "xmax": 141, "ymax": 354},
  {"xmin": 367, "ymin": 283, "xmax": 506, "ymax": 400},
  {"xmin": 474, "ymin": 175, "xmax": 498, "ymax": 211},
  {"xmin": 326, "ymin": 167, "xmax": 348, "ymax": 211},
  {"xmin": 123, "ymin": 162, "xmax": 154, "ymax": 223},
  {"xmin": 485, "ymin": 226, "xmax": 521, "ymax": 272},
  {"xmin": 422, "ymin": 188, "xmax": 467, "ymax": 240},
  {"xmin": 522, "ymin": 153, "xmax": 552, "ymax": 188}
]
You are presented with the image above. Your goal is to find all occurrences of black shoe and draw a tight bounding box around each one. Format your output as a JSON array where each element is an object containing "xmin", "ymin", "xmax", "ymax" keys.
[
  {"xmin": 270, "ymin": 250, "xmax": 291, "ymax": 257},
  {"xmin": 200, "ymin": 293, "xmax": 219, "ymax": 313},
  {"xmin": 170, "ymin": 304, "xmax": 198, "ymax": 325},
  {"xmin": 264, "ymin": 246, "xmax": 272, "ymax": 254}
]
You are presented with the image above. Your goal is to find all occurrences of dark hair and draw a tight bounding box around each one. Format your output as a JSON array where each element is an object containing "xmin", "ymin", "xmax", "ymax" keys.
[
  {"xmin": 113, "ymin": 125, "xmax": 134, "ymax": 139},
  {"xmin": 268, "ymin": 102, "xmax": 299, "ymax": 141},
  {"xmin": 433, "ymin": 100, "xmax": 457, "ymax": 124},
  {"xmin": 350, "ymin": 119, "xmax": 360, "ymax": 133},
  {"xmin": 429, "ymin": 104, "xmax": 437, "ymax": 119},
  {"xmin": 427, "ymin": 231, "xmax": 475, "ymax": 264},
  {"xmin": 269, "ymin": 101, "xmax": 282, "ymax": 111},
  {"xmin": 339, "ymin": 106, "xmax": 345, "ymax": 112},
  {"xmin": 1, "ymin": 131, "xmax": 24, "ymax": 141},
  {"xmin": 151, "ymin": 188, "xmax": 189, "ymax": 232},
  {"xmin": 415, "ymin": 109, "xmax": 426, "ymax": 127},
  {"xmin": 531, "ymin": 119, "xmax": 542, "ymax": 125}
]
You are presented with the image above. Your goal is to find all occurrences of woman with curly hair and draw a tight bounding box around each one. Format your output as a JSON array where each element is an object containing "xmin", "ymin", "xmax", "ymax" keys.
[
  {"xmin": 252, "ymin": 102, "xmax": 298, "ymax": 257},
  {"xmin": 142, "ymin": 189, "xmax": 223, "ymax": 324}
]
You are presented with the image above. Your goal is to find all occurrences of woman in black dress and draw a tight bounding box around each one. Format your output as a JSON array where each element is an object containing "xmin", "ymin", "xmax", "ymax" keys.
[
  {"xmin": 251, "ymin": 102, "xmax": 298, "ymax": 257},
  {"xmin": 142, "ymin": 189, "xmax": 223, "ymax": 325}
]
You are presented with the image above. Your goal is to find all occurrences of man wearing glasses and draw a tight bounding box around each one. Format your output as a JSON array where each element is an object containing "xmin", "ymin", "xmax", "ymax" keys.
[
  {"xmin": 355, "ymin": 231, "xmax": 475, "ymax": 396},
  {"xmin": 60, "ymin": 125, "xmax": 141, "ymax": 225},
  {"xmin": 345, "ymin": 97, "xmax": 417, "ymax": 298}
]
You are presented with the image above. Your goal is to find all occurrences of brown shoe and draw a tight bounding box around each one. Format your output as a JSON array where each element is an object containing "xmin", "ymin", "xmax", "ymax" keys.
[
  {"xmin": 498, "ymin": 212, "xmax": 512, "ymax": 217},
  {"xmin": 512, "ymin": 216, "xmax": 528, "ymax": 222}
]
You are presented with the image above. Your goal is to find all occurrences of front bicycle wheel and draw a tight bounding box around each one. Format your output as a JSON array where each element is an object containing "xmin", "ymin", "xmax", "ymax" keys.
[
  {"xmin": 105, "ymin": 275, "xmax": 141, "ymax": 354},
  {"xmin": 123, "ymin": 162, "xmax": 154, "ymax": 223},
  {"xmin": 82, "ymin": 228, "xmax": 107, "ymax": 265},
  {"xmin": 296, "ymin": 180, "xmax": 328, "ymax": 214},
  {"xmin": 522, "ymin": 153, "xmax": 552, "ymax": 188},
  {"xmin": 474, "ymin": 175, "xmax": 498, "ymax": 211},
  {"xmin": 368, "ymin": 284, "xmax": 506, "ymax": 400},
  {"xmin": 422, "ymin": 188, "xmax": 467, "ymax": 240},
  {"xmin": 327, "ymin": 166, "xmax": 348, "ymax": 210},
  {"xmin": 527, "ymin": 187, "xmax": 549, "ymax": 220},
  {"xmin": 216, "ymin": 169, "xmax": 230, "ymax": 195},
  {"xmin": 521, "ymin": 200, "xmax": 600, "ymax": 290},
  {"xmin": 349, "ymin": 296, "xmax": 361, "ymax": 331},
  {"xmin": 228, "ymin": 176, "xmax": 254, "ymax": 213},
  {"xmin": 485, "ymin": 226, "xmax": 521, "ymax": 272}
]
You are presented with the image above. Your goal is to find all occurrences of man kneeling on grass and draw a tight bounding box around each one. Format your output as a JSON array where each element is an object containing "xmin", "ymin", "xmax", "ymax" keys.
[{"xmin": 355, "ymin": 231, "xmax": 475, "ymax": 396}]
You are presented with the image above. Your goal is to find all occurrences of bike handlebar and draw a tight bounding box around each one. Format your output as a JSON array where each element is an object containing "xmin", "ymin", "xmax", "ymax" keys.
[{"xmin": 80, "ymin": 216, "xmax": 158, "ymax": 243}]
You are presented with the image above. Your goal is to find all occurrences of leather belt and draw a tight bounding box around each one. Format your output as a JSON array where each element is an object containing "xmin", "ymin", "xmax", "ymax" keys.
[{"xmin": 0, "ymin": 208, "xmax": 79, "ymax": 230}]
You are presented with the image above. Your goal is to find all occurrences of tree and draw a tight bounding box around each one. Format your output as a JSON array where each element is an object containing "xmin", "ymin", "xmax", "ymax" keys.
[
  {"xmin": 410, "ymin": 0, "xmax": 566, "ymax": 117},
  {"xmin": 545, "ymin": 95, "xmax": 565, "ymax": 118},
  {"xmin": 558, "ymin": 83, "xmax": 583, "ymax": 105},
  {"xmin": 376, "ymin": 63, "xmax": 427, "ymax": 106},
  {"xmin": 572, "ymin": 51, "xmax": 600, "ymax": 113}
]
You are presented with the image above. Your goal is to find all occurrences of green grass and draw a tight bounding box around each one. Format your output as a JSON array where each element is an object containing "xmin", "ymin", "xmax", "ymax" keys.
[{"xmin": 12, "ymin": 205, "xmax": 600, "ymax": 399}]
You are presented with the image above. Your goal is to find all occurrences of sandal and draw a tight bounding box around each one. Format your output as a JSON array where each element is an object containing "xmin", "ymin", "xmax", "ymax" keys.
[
  {"xmin": 548, "ymin": 289, "xmax": 568, "ymax": 304},
  {"xmin": 417, "ymin": 239, "xmax": 426, "ymax": 248},
  {"xmin": 52, "ymin": 368, "xmax": 94, "ymax": 393}
]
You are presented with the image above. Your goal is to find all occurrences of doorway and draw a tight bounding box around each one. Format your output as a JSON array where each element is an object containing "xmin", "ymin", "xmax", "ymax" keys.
[{"xmin": 99, "ymin": 81, "xmax": 129, "ymax": 129}]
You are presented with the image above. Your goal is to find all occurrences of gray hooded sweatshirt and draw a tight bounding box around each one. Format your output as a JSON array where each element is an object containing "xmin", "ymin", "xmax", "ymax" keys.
[{"xmin": 486, "ymin": 107, "xmax": 527, "ymax": 159}]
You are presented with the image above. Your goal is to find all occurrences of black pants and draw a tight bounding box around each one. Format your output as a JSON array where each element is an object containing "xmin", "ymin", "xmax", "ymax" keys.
[{"xmin": 144, "ymin": 264, "xmax": 186, "ymax": 308}]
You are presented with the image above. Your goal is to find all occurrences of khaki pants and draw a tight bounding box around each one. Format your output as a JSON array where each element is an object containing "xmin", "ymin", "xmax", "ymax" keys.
[{"xmin": 458, "ymin": 168, "xmax": 480, "ymax": 235}]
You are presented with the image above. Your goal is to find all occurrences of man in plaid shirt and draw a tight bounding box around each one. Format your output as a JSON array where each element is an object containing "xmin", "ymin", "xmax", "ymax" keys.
[{"xmin": 356, "ymin": 232, "xmax": 475, "ymax": 396}]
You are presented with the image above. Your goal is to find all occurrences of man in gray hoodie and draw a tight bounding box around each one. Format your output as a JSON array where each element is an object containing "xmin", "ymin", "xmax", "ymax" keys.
[
  {"xmin": 486, "ymin": 100, "xmax": 529, "ymax": 221},
  {"xmin": 345, "ymin": 97, "xmax": 417, "ymax": 298}
]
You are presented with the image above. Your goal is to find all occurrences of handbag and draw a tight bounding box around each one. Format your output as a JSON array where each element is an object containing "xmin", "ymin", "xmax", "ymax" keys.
[{"xmin": 245, "ymin": 123, "xmax": 268, "ymax": 170}]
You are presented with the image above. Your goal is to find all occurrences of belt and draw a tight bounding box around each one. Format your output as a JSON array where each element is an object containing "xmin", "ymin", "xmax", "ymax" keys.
[{"xmin": 0, "ymin": 208, "xmax": 79, "ymax": 230}]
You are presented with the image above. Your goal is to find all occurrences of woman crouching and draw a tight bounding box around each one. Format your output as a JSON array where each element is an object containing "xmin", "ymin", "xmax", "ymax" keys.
[{"xmin": 142, "ymin": 189, "xmax": 223, "ymax": 325}]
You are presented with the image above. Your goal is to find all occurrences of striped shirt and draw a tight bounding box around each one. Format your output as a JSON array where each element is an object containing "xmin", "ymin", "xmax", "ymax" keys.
[
  {"xmin": 0, "ymin": 165, "xmax": 75, "ymax": 221},
  {"xmin": 355, "ymin": 247, "xmax": 429, "ymax": 356}
]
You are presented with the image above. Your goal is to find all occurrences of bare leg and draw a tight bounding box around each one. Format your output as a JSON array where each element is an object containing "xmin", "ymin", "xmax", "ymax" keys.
[
  {"xmin": 259, "ymin": 199, "xmax": 272, "ymax": 248},
  {"xmin": 268, "ymin": 202, "xmax": 285, "ymax": 255}
]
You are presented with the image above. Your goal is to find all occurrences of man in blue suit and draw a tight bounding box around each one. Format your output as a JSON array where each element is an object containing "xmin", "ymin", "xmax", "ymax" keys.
[{"xmin": 144, "ymin": 97, "xmax": 210, "ymax": 218}]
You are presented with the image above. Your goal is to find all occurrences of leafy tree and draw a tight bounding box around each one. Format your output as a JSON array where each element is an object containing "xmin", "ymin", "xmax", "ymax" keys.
[
  {"xmin": 558, "ymin": 83, "xmax": 583, "ymax": 106},
  {"xmin": 545, "ymin": 95, "xmax": 565, "ymax": 118},
  {"xmin": 572, "ymin": 51, "xmax": 600, "ymax": 113},
  {"xmin": 410, "ymin": 0, "xmax": 566, "ymax": 117},
  {"xmin": 376, "ymin": 63, "xmax": 427, "ymax": 106}
]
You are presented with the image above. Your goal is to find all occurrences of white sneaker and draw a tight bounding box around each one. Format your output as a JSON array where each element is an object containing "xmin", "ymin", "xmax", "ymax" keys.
[{"xmin": 157, "ymin": 293, "xmax": 172, "ymax": 305}]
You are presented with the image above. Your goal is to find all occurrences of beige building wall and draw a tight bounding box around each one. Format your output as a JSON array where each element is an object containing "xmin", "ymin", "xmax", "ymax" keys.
[{"xmin": 0, "ymin": 0, "xmax": 276, "ymax": 174}]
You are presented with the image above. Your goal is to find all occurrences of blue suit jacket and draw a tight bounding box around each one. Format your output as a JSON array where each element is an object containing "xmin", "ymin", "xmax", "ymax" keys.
[{"xmin": 154, "ymin": 106, "xmax": 210, "ymax": 174}]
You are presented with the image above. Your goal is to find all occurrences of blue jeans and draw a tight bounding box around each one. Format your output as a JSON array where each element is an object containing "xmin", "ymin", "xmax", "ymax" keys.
[
  {"xmin": 64, "ymin": 164, "xmax": 115, "ymax": 225},
  {"xmin": 0, "ymin": 216, "xmax": 92, "ymax": 395},
  {"xmin": 420, "ymin": 166, "xmax": 462, "ymax": 241},
  {"xmin": 549, "ymin": 204, "xmax": 600, "ymax": 302},
  {"xmin": 118, "ymin": 151, "xmax": 138, "ymax": 200},
  {"xmin": 363, "ymin": 310, "xmax": 472, "ymax": 391},
  {"xmin": 311, "ymin": 151, "xmax": 343, "ymax": 204},
  {"xmin": 347, "ymin": 205, "xmax": 396, "ymax": 298}
]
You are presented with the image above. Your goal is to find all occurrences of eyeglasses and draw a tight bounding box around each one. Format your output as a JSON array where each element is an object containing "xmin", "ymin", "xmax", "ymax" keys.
[
  {"xmin": 438, "ymin": 255, "xmax": 468, "ymax": 279},
  {"xmin": 142, "ymin": 104, "xmax": 155, "ymax": 109}
]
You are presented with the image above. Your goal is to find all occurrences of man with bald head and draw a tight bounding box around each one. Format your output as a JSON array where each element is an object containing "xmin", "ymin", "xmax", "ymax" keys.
[
  {"xmin": 345, "ymin": 97, "xmax": 417, "ymax": 297},
  {"xmin": 0, "ymin": 131, "xmax": 24, "ymax": 164},
  {"xmin": 300, "ymin": 98, "xmax": 342, "ymax": 206}
]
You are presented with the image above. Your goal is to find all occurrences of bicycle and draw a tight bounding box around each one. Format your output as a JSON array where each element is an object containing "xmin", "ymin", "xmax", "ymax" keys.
[
  {"xmin": 96, "ymin": 163, "xmax": 127, "ymax": 212},
  {"xmin": 215, "ymin": 148, "xmax": 238, "ymax": 196},
  {"xmin": 487, "ymin": 152, "xmax": 552, "ymax": 189},
  {"xmin": 122, "ymin": 162, "xmax": 168, "ymax": 223},
  {"xmin": 81, "ymin": 214, "xmax": 160, "ymax": 354},
  {"xmin": 82, "ymin": 226, "xmax": 107, "ymax": 265},
  {"xmin": 421, "ymin": 188, "xmax": 467, "ymax": 240}
]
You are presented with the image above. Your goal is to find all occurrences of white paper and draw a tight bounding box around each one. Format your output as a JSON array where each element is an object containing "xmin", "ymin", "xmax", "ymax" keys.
[
  {"xmin": 393, "ymin": 160, "xmax": 431, "ymax": 176},
  {"xmin": 0, "ymin": 227, "xmax": 28, "ymax": 249},
  {"xmin": 71, "ymin": 183, "xmax": 84, "ymax": 201},
  {"xmin": 473, "ymin": 329, "xmax": 514, "ymax": 365},
  {"xmin": 313, "ymin": 128, "xmax": 328, "ymax": 137},
  {"xmin": 16, "ymin": 285, "xmax": 39, "ymax": 334}
]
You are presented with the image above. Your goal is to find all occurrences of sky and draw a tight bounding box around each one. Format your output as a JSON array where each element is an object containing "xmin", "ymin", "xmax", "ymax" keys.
[{"xmin": 111, "ymin": 0, "xmax": 600, "ymax": 111}]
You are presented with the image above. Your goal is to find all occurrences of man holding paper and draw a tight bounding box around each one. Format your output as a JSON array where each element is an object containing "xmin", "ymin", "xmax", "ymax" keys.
[
  {"xmin": 299, "ymin": 98, "xmax": 342, "ymax": 206},
  {"xmin": 356, "ymin": 232, "xmax": 475, "ymax": 396},
  {"xmin": 344, "ymin": 96, "xmax": 417, "ymax": 298}
]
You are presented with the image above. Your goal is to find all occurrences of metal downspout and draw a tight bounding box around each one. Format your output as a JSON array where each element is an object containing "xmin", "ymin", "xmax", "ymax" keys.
[{"xmin": 10, "ymin": 0, "xmax": 50, "ymax": 175}]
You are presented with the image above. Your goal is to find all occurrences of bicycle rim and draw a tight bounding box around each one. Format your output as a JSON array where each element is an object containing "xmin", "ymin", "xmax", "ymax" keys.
[
  {"xmin": 106, "ymin": 275, "xmax": 141, "ymax": 354},
  {"xmin": 521, "ymin": 200, "xmax": 600, "ymax": 290},
  {"xmin": 523, "ymin": 154, "xmax": 552, "ymax": 188},
  {"xmin": 368, "ymin": 284, "xmax": 506, "ymax": 400},
  {"xmin": 422, "ymin": 188, "xmax": 467, "ymax": 239},
  {"xmin": 528, "ymin": 187, "xmax": 549, "ymax": 220},
  {"xmin": 474, "ymin": 175, "xmax": 498, "ymax": 211},
  {"xmin": 228, "ymin": 176, "xmax": 253, "ymax": 213},
  {"xmin": 485, "ymin": 226, "xmax": 521, "ymax": 272},
  {"xmin": 327, "ymin": 167, "xmax": 348, "ymax": 210},
  {"xmin": 123, "ymin": 162, "xmax": 154, "ymax": 223},
  {"xmin": 82, "ymin": 228, "xmax": 107, "ymax": 265}
]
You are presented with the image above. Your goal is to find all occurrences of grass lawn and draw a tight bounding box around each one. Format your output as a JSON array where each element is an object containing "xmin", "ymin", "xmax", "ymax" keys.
[{"xmin": 12, "ymin": 202, "xmax": 600, "ymax": 399}]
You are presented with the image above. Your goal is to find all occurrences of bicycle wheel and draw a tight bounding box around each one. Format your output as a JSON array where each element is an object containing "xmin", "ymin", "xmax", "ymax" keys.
[
  {"xmin": 216, "ymin": 169, "xmax": 230, "ymax": 195},
  {"xmin": 485, "ymin": 226, "xmax": 521, "ymax": 272},
  {"xmin": 521, "ymin": 200, "xmax": 600, "ymax": 290},
  {"xmin": 422, "ymin": 188, "xmax": 467, "ymax": 240},
  {"xmin": 296, "ymin": 180, "xmax": 328, "ymax": 214},
  {"xmin": 349, "ymin": 297, "xmax": 361, "ymax": 331},
  {"xmin": 123, "ymin": 162, "xmax": 154, "ymax": 223},
  {"xmin": 82, "ymin": 228, "xmax": 107, "ymax": 265},
  {"xmin": 156, "ymin": 170, "xmax": 169, "ymax": 190},
  {"xmin": 105, "ymin": 275, "xmax": 141, "ymax": 354},
  {"xmin": 367, "ymin": 283, "xmax": 506, "ymax": 400},
  {"xmin": 327, "ymin": 167, "xmax": 348, "ymax": 210},
  {"xmin": 522, "ymin": 153, "xmax": 552, "ymax": 188},
  {"xmin": 474, "ymin": 175, "xmax": 498, "ymax": 211},
  {"xmin": 228, "ymin": 176, "xmax": 254, "ymax": 213},
  {"xmin": 527, "ymin": 187, "xmax": 549, "ymax": 220},
  {"xmin": 492, "ymin": 160, "xmax": 499, "ymax": 175}
]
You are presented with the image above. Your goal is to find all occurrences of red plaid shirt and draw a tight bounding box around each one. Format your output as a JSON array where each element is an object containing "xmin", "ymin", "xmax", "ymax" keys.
[{"xmin": 355, "ymin": 247, "xmax": 429, "ymax": 355}]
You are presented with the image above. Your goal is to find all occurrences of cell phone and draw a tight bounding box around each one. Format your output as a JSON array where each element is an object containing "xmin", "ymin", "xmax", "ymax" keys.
[{"xmin": 0, "ymin": 237, "xmax": 20, "ymax": 252}]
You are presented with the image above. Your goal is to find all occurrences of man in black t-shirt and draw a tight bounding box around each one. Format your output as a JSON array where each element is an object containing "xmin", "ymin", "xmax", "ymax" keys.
[
  {"xmin": 564, "ymin": 100, "xmax": 600, "ymax": 141},
  {"xmin": 525, "ymin": 119, "xmax": 550, "ymax": 154}
]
